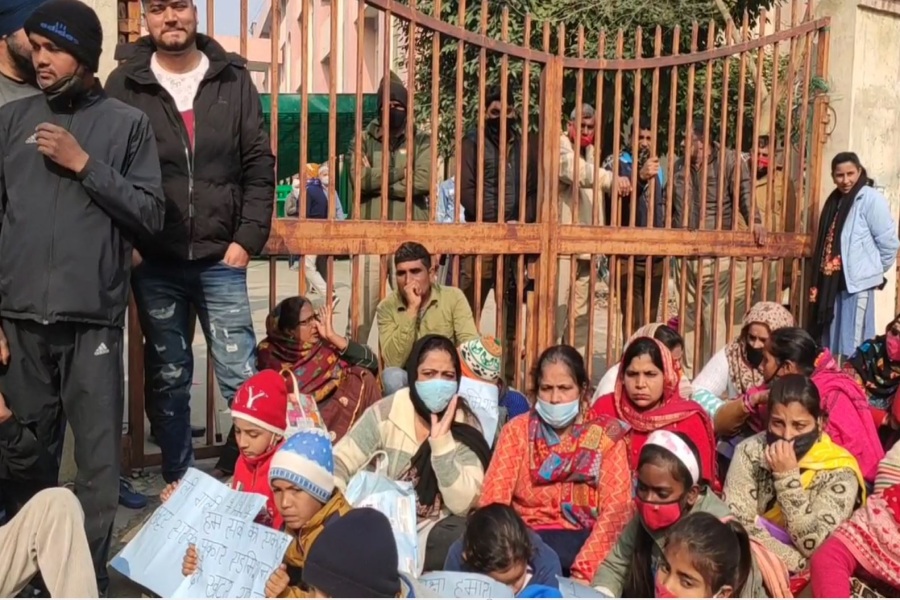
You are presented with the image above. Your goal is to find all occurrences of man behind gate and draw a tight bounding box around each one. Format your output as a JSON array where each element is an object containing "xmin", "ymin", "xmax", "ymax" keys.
[
  {"xmin": 0, "ymin": 0, "xmax": 164, "ymax": 590},
  {"xmin": 106, "ymin": 0, "xmax": 275, "ymax": 480}
]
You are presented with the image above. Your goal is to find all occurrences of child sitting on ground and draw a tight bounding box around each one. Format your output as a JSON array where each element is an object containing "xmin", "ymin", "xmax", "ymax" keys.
[
  {"xmin": 656, "ymin": 512, "xmax": 753, "ymax": 599},
  {"xmin": 182, "ymin": 428, "xmax": 352, "ymax": 597},
  {"xmin": 162, "ymin": 369, "xmax": 292, "ymax": 528},
  {"xmin": 444, "ymin": 503, "xmax": 562, "ymax": 594},
  {"xmin": 302, "ymin": 507, "xmax": 434, "ymax": 598}
]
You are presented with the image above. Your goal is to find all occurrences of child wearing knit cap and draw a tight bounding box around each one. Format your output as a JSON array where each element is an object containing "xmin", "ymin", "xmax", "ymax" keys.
[
  {"xmin": 302, "ymin": 507, "xmax": 435, "ymax": 598},
  {"xmin": 182, "ymin": 428, "xmax": 353, "ymax": 597},
  {"xmin": 162, "ymin": 370, "xmax": 292, "ymax": 528}
]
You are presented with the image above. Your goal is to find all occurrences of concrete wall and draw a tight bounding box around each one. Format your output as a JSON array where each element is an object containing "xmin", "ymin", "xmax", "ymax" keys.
[{"xmin": 815, "ymin": 0, "xmax": 900, "ymax": 328}]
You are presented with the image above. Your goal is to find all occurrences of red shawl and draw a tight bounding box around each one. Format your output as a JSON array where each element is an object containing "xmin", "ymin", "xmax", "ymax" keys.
[
  {"xmin": 256, "ymin": 319, "xmax": 346, "ymax": 403},
  {"xmin": 589, "ymin": 338, "xmax": 719, "ymax": 490}
]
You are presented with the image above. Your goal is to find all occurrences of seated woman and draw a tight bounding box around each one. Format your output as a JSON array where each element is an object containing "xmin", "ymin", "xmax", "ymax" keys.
[
  {"xmin": 724, "ymin": 374, "xmax": 865, "ymax": 575},
  {"xmin": 592, "ymin": 323, "xmax": 691, "ymax": 401},
  {"xmin": 810, "ymin": 472, "xmax": 900, "ymax": 597},
  {"xmin": 479, "ymin": 345, "xmax": 632, "ymax": 581},
  {"xmin": 845, "ymin": 312, "xmax": 900, "ymax": 446},
  {"xmin": 691, "ymin": 301, "xmax": 794, "ymax": 437},
  {"xmin": 333, "ymin": 334, "xmax": 491, "ymax": 572},
  {"xmin": 592, "ymin": 430, "xmax": 766, "ymax": 597},
  {"xmin": 745, "ymin": 327, "xmax": 883, "ymax": 483},
  {"xmin": 590, "ymin": 337, "xmax": 718, "ymax": 490},
  {"xmin": 257, "ymin": 296, "xmax": 381, "ymax": 441}
]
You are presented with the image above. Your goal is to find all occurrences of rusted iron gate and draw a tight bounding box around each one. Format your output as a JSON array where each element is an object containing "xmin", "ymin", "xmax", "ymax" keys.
[{"xmin": 119, "ymin": 0, "xmax": 830, "ymax": 470}]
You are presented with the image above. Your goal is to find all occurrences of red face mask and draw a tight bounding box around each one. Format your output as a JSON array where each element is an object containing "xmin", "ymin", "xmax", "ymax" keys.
[
  {"xmin": 568, "ymin": 124, "xmax": 594, "ymax": 148},
  {"xmin": 635, "ymin": 496, "xmax": 683, "ymax": 531},
  {"xmin": 757, "ymin": 155, "xmax": 770, "ymax": 170},
  {"xmin": 655, "ymin": 580, "xmax": 678, "ymax": 598},
  {"xmin": 887, "ymin": 331, "xmax": 900, "ymax": 362}
]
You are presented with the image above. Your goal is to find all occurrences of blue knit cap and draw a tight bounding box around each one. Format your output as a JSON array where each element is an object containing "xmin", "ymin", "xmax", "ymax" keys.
[
  {"xmin": 0, "ymin": 0, "xmax": 48, "ymax": 37},
  {"xmin": 268, "ymin": 429, "xmax": 335, "ymax": 503}
]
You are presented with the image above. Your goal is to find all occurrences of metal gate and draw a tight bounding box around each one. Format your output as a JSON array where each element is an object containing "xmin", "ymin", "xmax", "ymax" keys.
[{"xmin": 118, "ymin": 0, "xmax": 830, "ymax": 470}]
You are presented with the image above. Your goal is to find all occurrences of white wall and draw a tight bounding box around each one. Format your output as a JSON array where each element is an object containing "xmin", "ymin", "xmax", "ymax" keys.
[{"xmin": 817, "ymin": 0, "xmax": 900, "ymax": 326}]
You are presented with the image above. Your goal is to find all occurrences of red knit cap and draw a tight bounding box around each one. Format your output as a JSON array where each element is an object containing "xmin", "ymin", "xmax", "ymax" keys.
[{"xmin": 231, "ymin": 370, "xmax": 289, "ymax": 436}]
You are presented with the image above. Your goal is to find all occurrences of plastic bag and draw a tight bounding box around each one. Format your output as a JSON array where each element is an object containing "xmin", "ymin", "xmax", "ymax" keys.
[{"xmin": 345, "ymin": 452, "xmax": 419, "ymax": 575}]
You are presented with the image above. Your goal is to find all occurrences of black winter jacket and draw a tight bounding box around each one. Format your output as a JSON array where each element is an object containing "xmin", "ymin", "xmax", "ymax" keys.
[
  {"xmin": 105, "ymin": 35, "xmax": 275, "ymax": 261},
  {"xmin": 458, "ymin": 130, "xmax": 539, "ymax": 224},
  {"xmin": 0, "ymin": 85, "xmax": 165, "ymax": 327}
]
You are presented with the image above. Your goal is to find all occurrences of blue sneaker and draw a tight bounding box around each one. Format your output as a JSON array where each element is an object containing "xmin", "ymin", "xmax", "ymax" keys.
[{"xmin": 118, "ymin": 477, "xmax": 147, "ymax": 510}]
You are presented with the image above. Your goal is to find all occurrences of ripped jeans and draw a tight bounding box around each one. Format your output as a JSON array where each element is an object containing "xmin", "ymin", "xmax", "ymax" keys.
[{"xmin": 132, "ymin": 259, "xmax": 257, "ymax": 482}]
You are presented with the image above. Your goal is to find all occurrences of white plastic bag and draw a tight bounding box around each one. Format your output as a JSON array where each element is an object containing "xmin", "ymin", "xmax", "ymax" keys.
[{"xmin": 345, "ymin": 452, "xmax": 419, "ymax": 575}]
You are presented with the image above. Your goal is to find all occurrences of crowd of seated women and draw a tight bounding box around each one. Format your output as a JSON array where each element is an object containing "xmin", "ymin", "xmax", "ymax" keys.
[{"xmin": 215, "ymin": 287, "xmax": 900, "ymax": 598}]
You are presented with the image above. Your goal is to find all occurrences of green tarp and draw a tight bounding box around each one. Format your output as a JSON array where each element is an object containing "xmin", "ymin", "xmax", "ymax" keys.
[{"xmin": 261, "ymin": 94, "xmax": 379, "ymax": 217}]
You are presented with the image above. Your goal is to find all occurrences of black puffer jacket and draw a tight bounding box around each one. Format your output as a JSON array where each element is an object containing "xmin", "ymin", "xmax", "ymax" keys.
[{"xmin": 105, "ymin": 35, "xmax": 275, "ymax": 261}]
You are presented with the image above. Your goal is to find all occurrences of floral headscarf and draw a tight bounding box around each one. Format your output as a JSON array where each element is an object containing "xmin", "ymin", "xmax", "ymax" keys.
[{"xmin": 725, "ymin": 302, "xmax": 794, "ymax": 395}]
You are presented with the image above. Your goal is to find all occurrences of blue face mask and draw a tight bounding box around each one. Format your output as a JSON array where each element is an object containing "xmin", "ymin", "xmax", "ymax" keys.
[
  {"xmin": 535, "ymin": 397, "xmax": 580, "ymax": 428},
  {"xmin": 414, "ymin": 379, "xmax": 458, "ymax": 413}
]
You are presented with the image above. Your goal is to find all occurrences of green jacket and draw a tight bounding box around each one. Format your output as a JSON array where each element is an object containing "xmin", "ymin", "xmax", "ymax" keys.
[
  {"xmin": 347, "ymin": 119, "xmax": 432, "ymax": 221},
  {"xmin": 375, "ymin": 284, "xmax": 479, "ymax": 368},
  {"xmin": 591, "ymin": 491, "xmax": 767, "ymax": 598}
]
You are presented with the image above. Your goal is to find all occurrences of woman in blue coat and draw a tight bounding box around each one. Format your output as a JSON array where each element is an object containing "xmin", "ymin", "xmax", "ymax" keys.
[{"xmin": 808, "ymin": 152, "xmax": 900, "ymax": 359}]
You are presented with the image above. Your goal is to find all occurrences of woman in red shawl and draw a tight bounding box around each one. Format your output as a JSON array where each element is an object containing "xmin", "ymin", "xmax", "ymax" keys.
[
  {"xmin": 256, "ymin": 296, "xmax": 381, "ymax": 440},
  {"xmin": 590, "ymin": 336, "xmax": 718, "ymax": 490}
]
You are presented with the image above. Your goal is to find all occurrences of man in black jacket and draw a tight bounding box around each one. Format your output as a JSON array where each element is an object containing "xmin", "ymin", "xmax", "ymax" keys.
[
  {"xmin": 0, "ymin": 0, "xmax": 164, "ymax": 590},
  {"xmin": 457, "ymin": 85, "xmax": 539, "ymax": 382},
  {"xmin": 105, "ymin": 0, "xmax": 275, "ymax": 480}
]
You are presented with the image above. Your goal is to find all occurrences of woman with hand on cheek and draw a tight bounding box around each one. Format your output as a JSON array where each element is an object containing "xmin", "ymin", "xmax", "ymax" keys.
[{"xmin": 723, "ymin": 374, "xmax": 865, "ymax": 578}]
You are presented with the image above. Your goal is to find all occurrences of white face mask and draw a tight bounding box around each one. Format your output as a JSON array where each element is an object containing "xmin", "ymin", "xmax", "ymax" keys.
[
  {"xmin": 320, "ymin": 176, "xmax": 330, "ymax": 187},
  {"xmin": 291, "ymin": 178, "xmax": 300, "ymax": 192}
]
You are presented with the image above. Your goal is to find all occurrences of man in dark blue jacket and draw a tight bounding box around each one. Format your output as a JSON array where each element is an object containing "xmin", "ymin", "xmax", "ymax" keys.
[{"xmin": 0, "ymin": 0, "xmax": 164, "ymax": 591}]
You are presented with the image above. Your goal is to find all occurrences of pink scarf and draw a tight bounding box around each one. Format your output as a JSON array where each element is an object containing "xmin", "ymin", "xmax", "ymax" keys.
[
  {"xmin": 747, "ymin": 350, "xmax": 884, "ymax": 482},
  {"xmin": 811, "ymin": 350, "xmax": 884, "ymax": 482}
]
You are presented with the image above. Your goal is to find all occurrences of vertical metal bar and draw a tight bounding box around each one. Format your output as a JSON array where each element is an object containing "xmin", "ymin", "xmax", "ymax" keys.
[
  {"xmin": 624, "ymin": 27, "xmax": 642, "ymax": 336},
  {"xmin": 379, "ymin": 8, "xmax": 391, "ymax": 223},
  {"xmin": 515, "ymin": 13, "xmax": 532, "ymax": 388},
  {"xmin": 605, "ymin": 30, "xmax": 624, "ymax": 365},
  {"xmin": 348, "ymin": 0, "xmax": 366, "ymax": 340},
  {"xmin": 472, "ymin": 0, "xmax": 488, "ymax": 325},
  {"xmin": 660, "ymin": 26, "xmax": 680, "ymax": 319},
  {"xmin": 679, "ymin": 23, "xmax": 698, "ymax": 373},
  {"xmin": 428, "ymin": 0, "xmax": 442, "ymax": 224},
  {"xmin": 404, "ymin": 0, "xmax": 417, "ymax": 221},
  {"xmin": 495, "ymin": 6, "xmax": 510, "ymax": 342},
  {"xmin": 566, "ymin": 26, "xmax": 583, "ymax": 347},
  {"xmin": 585, "ymin": 30, "xmax": 606, "ymax": 381}
]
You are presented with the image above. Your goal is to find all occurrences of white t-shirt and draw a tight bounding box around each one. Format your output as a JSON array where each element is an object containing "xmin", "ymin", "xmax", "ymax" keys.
[{"xmin": 150, "ymin": 52, "xmax": 209, "ymax": 147}]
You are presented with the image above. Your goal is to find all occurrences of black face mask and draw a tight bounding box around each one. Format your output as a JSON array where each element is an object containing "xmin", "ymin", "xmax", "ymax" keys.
[
  {"xmin": 388, "ymin": 107, "xmax": 407, "ymax": 132},
  {"xmin": 485, "ymin": 116, "xmax": 517, "ymax": 139},
  {"xmin": 766, "ymin": 428, "xmax": 819, "ymax": 461},
  {"xmin": 745, "ymin": 343, "xmax": 764, "ymax": 368},
  {"xmin": 41, "ymin": 71, "xmax": 89, "ymax": 107}
]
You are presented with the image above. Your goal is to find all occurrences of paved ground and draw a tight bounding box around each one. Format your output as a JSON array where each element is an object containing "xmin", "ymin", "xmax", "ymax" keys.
[{"xmin": 107, "ymin": 256, "xmax": 628, "ymax": 596}]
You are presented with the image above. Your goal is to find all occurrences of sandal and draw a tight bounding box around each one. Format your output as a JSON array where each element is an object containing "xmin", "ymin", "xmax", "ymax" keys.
[{"xmin": 118, "ymin": 477, "xmax": 147, "ymax": 510}]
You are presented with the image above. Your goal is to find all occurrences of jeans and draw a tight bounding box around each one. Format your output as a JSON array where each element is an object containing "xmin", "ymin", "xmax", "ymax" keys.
[
  {"xmin": 132, "ymin": 259, "xmax": 257, "ymax": 483},
  {"xmin": 382, "ymin": 367, "xmax": 408, "ymax": 396}
]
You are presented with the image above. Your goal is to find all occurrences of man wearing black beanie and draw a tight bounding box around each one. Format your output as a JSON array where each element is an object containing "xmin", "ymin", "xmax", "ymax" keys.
[{"xmin": 0, "ymin": 0, "xmax": 165, "ymax": 592}]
